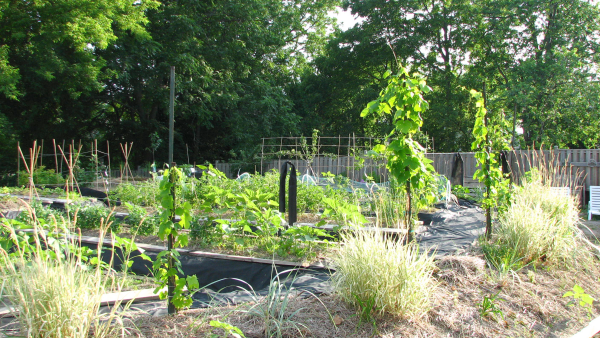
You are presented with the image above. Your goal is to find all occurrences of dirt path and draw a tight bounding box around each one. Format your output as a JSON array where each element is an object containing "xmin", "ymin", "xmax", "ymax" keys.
[{"xmin": 579, "ymin": 219, "xmax": 600, "ymax": 242}]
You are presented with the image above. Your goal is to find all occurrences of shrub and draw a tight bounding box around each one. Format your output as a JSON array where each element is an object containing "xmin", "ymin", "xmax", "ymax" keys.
[{"xmin": 332, "ymin": 231, "xmax": 436, "ymax": 319}]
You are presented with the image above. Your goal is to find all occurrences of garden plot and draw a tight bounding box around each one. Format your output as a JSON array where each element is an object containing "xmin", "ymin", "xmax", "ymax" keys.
[{"xmin": 1, "ymin": 167, "xmax": 600, "ymax": 337}]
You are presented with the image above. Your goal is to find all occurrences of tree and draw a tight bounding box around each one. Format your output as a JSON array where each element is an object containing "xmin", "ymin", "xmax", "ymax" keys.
[
  {"xmin": 361, "ymin": 67, "xmax": 435, "ymax": 242},
  {"xmin": 296, "ymin": 0, "xmax": 600, "ymax": 151},
  {"xmin": 98, "ymin": 0, "xmax": 339, "ymax": 164},
  {"xmin": 0, "ymin": 0, "xmax": 158, "ymax": 158},
  {"xmin": 468, "ymin": 0, "xmax": 600, "ymax": 148}
]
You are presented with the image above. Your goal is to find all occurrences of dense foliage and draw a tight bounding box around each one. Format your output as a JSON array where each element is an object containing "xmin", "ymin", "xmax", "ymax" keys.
[{"xmin": 0, "ymin": 0, "xmax": 599, "ymax": 172}]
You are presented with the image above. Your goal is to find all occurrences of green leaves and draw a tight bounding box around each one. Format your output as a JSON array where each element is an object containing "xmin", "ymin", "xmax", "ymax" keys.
[
  {"xmin": 153, "ymin": 166, "xmax": 197, "ymax": 311},
  {"xmin": 563, "ymin": 284, "xmax": 595, "ymax": 317},
  {"xmin": 470, "ymin": 89, "xmax": 513, "ymax": 239},
  {"xmin": 362, "ymin": 67, "xmax": 435, "ymax": 235}
]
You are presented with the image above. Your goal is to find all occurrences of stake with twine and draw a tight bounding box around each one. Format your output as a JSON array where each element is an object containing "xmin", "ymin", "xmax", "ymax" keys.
[{"xmin": 17, "ymin": 141, "xmax": 42, "ymax": 201}]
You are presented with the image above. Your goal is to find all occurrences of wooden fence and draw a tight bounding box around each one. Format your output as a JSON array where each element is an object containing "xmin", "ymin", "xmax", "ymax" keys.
[{"xmin": 215, "ymin": 149, "xmax": 600, "ymax": 193}]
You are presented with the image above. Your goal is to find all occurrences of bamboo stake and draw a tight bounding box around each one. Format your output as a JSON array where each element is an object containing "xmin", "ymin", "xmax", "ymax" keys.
[
  {"xmin": 120, "ymin": 142, "xmax": 134, "ymax": 183},
  {"xmin": 107, "ymin": 141, "xmax": 111, "ymax": 188},
  {"xmin": 61, "ymin": 140, "xmax": 65, "ymax": 174},
  {"xmin": 94, "ymin": 139, "xmax": 98, "ymax": 190},
  {"xmin": 57, "ymin": 143, "xmax": 82, "ymax": 199},
  {"xmin": 16, "ymin": 141, "xmax": 20, "ymax": 187},
  {"xmin": 17, "ymin": 142, "xmax": 40, "ymax": 200},
  {"xmin": 40, "ymin": 139, "xmax": 44, "ymax": 168},
  {"xmin": 53, "ymin": 139, "xmax": 58, "ymax": 174}
]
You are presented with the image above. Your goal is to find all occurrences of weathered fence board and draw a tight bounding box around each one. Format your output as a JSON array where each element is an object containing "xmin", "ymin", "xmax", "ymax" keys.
[{"xmin": 215, "ymin": 150, "xmax": 600, "ymax": 193}]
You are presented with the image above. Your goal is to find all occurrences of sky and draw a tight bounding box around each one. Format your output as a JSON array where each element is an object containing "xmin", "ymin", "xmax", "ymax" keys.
[{"xmin": 331, "ymin": 7, "xmax": 362, "ymax": 31}]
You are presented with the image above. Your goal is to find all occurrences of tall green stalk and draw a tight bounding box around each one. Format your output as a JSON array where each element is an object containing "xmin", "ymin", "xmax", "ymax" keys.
[
  {"xmin": 153, "ymin": 165, "xmax": 199, "ymax": 312},
  {"xmin": 361, "ymin": 67, "xmax": 435, "ymax": 242},
  {"xmin": 470, "ymin": 89, "xmax": 509, "ymax": 239}
]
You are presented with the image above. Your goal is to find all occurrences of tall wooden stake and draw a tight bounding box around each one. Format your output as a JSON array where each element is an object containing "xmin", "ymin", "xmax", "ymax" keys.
[
  {"xmin": 167, "ymin": 66, "xmax": 176, "ymax": 315},
  {"xmin": 53, "ymin": 139, "xmax": 58, "ymax": 174},
  {"xmin": 169, "ymin": 66, "xmax": 175, "ymax": 165},
  {"xmin": 168, "ymin": 162, "xmax": 177, "ymax": 314},
  {"xmin": 17, "ymin": 141, "xmax": 20, "ymax": 186}
]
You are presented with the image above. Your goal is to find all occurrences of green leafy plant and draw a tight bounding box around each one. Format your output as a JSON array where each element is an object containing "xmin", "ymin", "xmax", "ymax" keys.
[
  {"xmin": 451, "ymin": 185, "xmax": 473, "ymax": 201},
  {"xmin": 319, "ymin": 196, "xmax": 368, "ymax": 228},
  {"xmin": 109, "ymin": 180, "xmax": 160, "ymax": 207},
  {"xmin": 479, "ymin": 291, "xmax": 504, "ymax": 321},
  {"xmin": 209, "ymin": 320, "xmax": 246, "ymax": 338},
  {"xmin": 17, "ymin": 165, "xmax": 65, "ymax": 186},
  {"xmin": 470, "ymin": 89, "xmax": 510, "ymax": 239},
  {"xmin": 71, "ymin": 203, "xmax": 119, "ymax": 231},
  {"xmin": 123, "ymin": 202, "xmax": 160, "ymax": 236},
  {"xmin": 361, "ymin": 67, "xmax": 435, "ymax": 241},
  {"xmin": 152, "ymin": 166, "xmax": 199, "ymax": 311},
  {"xmin": 563, "ymin": 284, "xmax": 595, "ymax": 317}
]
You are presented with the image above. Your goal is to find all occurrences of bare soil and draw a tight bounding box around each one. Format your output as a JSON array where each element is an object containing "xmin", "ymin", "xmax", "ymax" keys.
[{"xmin": 580, "ymin": 219, "xmax": 600, "ymax": 242}]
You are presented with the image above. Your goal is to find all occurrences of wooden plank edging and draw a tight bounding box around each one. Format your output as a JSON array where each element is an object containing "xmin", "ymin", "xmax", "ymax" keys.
[
  {"xmin": 571, "ymin": 315, "xmax": 600, "ymax": 338},
  {"xmin": 0, "ymin": 287, "xmax": 166, "ymax": 318}
]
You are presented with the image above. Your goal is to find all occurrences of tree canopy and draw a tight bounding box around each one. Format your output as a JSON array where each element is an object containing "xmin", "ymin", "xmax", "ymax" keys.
[{"xmin": 0, "ymin": 0, "xmax": 599, "ymax": 171}]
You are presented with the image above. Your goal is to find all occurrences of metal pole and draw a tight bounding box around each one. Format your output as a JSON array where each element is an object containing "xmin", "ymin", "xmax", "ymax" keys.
[{"xmin": 169, "ymin": 66, "xmax": 175, "ymax": 165}]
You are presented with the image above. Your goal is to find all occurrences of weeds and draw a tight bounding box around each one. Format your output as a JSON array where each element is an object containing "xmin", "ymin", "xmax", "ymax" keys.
[
  {"xmin": 563, "ymin": 284, "xmax": 595, "ymax": 318},
  {"xmin": 481, "ymin": 239, "xmax": 525, "ymax": 278},
  {"xmin": 351, "ymin": 291, "xmax": 378, "ymax": 329},
  {"xmin": 225, "ymin": 269, "xmax": 335, "ymax": 338},
  {"xmin": 479, "ymin": 291, "xmax": 504, "ymax": 321},
  {"xmin": 209, "ymin": 320, "xmax": 246, "ymax": 338}
]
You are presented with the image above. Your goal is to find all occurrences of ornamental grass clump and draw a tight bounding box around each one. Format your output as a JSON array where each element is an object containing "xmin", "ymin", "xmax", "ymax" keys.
[
  {"xmin": 2, "ymin": 254, "xmax": 105, "ymax": 337},
  {"xmin": 0, "ymin": 207, "xmax": 132, "ymax": 338},
  {"xmin": 332, "ymin": 231, "xmax": 436, "ymax": 319},
  {"xmin": 490, "ymin": 169, "xmax": 589, "ymax": 268}
]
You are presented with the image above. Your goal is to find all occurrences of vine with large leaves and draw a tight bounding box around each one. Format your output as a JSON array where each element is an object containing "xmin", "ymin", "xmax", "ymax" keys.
[
  {"xmin": 361, "ymin": 68, "xmax": 436, "ymax": 242},
  {"xmin": 153, "ymin": 166, "xmax": 199, "ymax": 312},
  {"xmin": 470, "ymin": 89, "xmax": 510, "ymax": 239}
]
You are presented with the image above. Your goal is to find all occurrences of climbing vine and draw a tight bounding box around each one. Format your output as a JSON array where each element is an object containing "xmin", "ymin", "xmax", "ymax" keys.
[
  {"xmin": 153, "ymin": 166, "xmax": 199, "ymax": 311},
  {"xmin": 470, "ymin": 89, "xmax": 510, "ymax": 239},
  {"xmin": 361, "ymin": 68, "xmax": 435, "ymax": 241}
]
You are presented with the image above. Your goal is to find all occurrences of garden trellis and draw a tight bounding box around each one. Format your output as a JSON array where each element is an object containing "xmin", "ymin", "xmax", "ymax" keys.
[
  {"xmin": 15, "ymin": 139, "xmax": 143, "ymax": 191},
  {"xmin": 259, "ymin": 134, "xmax": 388, "ymax": 182}
]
